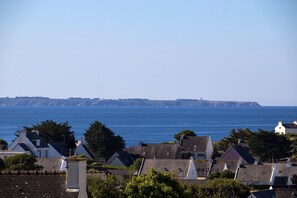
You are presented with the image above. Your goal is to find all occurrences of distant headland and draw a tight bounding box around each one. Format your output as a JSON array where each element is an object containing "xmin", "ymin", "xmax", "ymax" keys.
[{"xmin": 0, "ymin": 97, "xmax": 260, "ymax": 107}]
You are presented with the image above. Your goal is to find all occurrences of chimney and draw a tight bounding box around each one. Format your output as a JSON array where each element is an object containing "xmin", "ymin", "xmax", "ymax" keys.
[
  {"xmin": 278, "ymin": 121, "xmax": 283, "ymax": 125},
  {"xmin": 66, "ymin": 157, "xmax": 87, "ymax": 198},
  {"xmin": 32, "ymin": 129, "xmax": 39, "ymax": 135}
]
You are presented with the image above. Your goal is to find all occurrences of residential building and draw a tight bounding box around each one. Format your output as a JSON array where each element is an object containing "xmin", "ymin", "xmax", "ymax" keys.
[
  {"xmin": 275, "ymin": 121, "xmax": 297, "ymax": 134},
  {"xmin": 106, "ymin": 150, "xmax": 135, "ymax": 167},
  {"xmin": 219, "ymin": 144, "xmax": 255, "ymax": 164},
  {"xmin": 138, "ymin": 158, "xmax": 197, "ymax": 180},
  {"xmin": 127, "ymin": 142, "xmax": 182, "ymax": 159},
  {"xmin": 236, "ymin": 164, "xmax": 274, "ymax": 185},
  {"xmin": 75, "ymin": 137, "xmax": 95, "ymax": 160},
  {"xmin": 179, "ymin": 136, "xmax": 213, "ymax": 160},
  {"xmin": 8, "ymin": 130, "xmax": 62, "ymax": 158}
]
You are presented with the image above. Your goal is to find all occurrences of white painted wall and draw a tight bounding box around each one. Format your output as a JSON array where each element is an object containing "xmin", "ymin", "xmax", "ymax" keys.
[
  {"xmin": 186, "ymin": 158, "xmax": 198, "ymax": 179},
  {"xmin": 275, "ymin": 121, "xmax": 297, "ymax": 134}
]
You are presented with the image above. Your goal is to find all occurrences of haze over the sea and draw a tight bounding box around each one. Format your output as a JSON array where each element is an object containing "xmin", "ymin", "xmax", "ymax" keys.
[{"xmin": 0, "ymin": 1, "xmax": 296, "ymax": 106}]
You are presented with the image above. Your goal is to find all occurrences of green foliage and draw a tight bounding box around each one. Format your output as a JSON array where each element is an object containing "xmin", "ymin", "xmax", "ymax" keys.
[
  {"xmin": 248, "ymin": 130, "xmax": 291, "ymax": 162},
  {"xmin": 208, "ymin": 172, "xmax": 221, "ymax": 180},
  {"xmin": 0, "ymin": 139, "xmax": 8, "ymax": 150},
  {"xmin": 183, "ymin": 184, "xmax": 209, "ymax": 198},
  {"xmin": 206, "ymin": 178, "xmax": 250, "ymax": 198},
  {"xmin": 220, "ymin": 170, "xmax": 235, "ymax": 179},
  {"xmin": 84, "ymin": 121, "xmax": 125, "ymax": 161},
  {"xmin": 174, "ymin": 130, "xmax": 197, "ymax": 141},
  {"xmin": 25, "ymin": 119, "xmax": 76, "ymax": 149},
  {"xmin": 181, "ymin": 151, "xmax": 192, "ymax": 159},
  {"xmin": 101, "ymin": 164, "xmax": 130, "ymax": 170},
  {"xmin": 4, "ymin": 153, "xmax": 37, "ymax": 170},
  {"xmin": 216, "ymin": 128, "xmax": 252, "ymax": 152},
  {"xmin": 125, "ymin": 168, "xmax": 184, "ymax": 198},
  {"xmin": 88, "ymin": 174, "xmax": 125, "ymax": 198},
  {"xmin": 130, "ymin": 158, "xmax": 143, "ymax": 170}
]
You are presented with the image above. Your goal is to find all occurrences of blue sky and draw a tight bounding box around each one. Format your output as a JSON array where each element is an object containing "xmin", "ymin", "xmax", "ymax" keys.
[{"xmin": 0, "ymin": 1, "xmax": 296, "ymax": 106}]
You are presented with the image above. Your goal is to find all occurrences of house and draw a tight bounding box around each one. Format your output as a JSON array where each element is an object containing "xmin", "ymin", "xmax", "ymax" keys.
[
  {"xmin": 75, "ymin": 137, "xmax": 95, "ymax": 160},
  {"xmin": 194, "ymin": 161, "xmax": 212, "ymax": 179},
  {"xmin": 0, "ymin": 157, "xmax": 87, "ymax": 198},
  {"xmin": 271, "ymin": 162, "xmax": 297, "ymax": 187},
  {"xmin": 210, "ymin": 159, "xmax": 241, "ymax": 175},
  {"xmin": 275, "ymin": 121, "xmax": 297, "ymax": 134},
  {"xmin": 179, "ymin": 136, "xmax": 213, "ymax": 160},
  {"xmin": 8, "ymin": 130, "xmax": 62, "ymax": 158},
  {"xmin": 106, "ymin": 150, "xmax": 135, "ymax": 167},
  {"xmin": 236, "ymin": 164, "xmax": 274, "ymax": 185},
  {"xmin": 127, "ymin": 142, "xmax": 182, "ymax": 159},
  {"xmin": 248, "ymin": 189, "xmax": 275, "ymax": 198},
  {"xmin": 219, "ymin": 144, "xmax": 255, "ymax": 164},
  {"xmin": 138, "ymin": 158, "xmax": 197, "ymax": 180}
]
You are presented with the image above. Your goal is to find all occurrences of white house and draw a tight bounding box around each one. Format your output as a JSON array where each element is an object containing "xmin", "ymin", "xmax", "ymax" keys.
[
  {"xmin": 275, "ymin": 121, "xmax": 297, "ymax": 135},
  {"xmin": 179, "ymin": 135, "xmax": 213, "ymax": 160},
  {"xmin": 8, "ymin": 130, "xmax": 62, "ymax": 158}
]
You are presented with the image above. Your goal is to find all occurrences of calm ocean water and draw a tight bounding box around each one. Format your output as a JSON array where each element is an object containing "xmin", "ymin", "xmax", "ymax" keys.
[{"xmin": 0, "ymin": 106, "xmax": 296, "ymax": 146}]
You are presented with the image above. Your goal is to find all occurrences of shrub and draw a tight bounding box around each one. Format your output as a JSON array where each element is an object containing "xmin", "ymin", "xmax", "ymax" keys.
[{"xmin": 4, "ymin": 153, "xmax": 37, "ymax": 170}]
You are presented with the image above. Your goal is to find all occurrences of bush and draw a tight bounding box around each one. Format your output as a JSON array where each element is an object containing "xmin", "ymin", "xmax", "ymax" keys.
[
  {"xmin": 4, "ymin": 153, "xmax": 37, "ymax": 170},
  {"xmin": 0, "ymin": 158, "xmax": 5, "ymax": 170}
]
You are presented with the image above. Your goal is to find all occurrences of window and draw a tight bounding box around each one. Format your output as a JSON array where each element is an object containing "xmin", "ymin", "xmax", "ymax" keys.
[
  {"xmin": 45, "ymin": 150, "xmax": 48, "ymax": 158},
  {"xmin": 37, "ymin": 150, "xmax": 41, "ymax": 158}
]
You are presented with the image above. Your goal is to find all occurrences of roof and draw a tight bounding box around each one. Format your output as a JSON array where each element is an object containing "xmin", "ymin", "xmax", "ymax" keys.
[
  {"xmin": 18, "ymin": 143, "xmax": 36, "ymax": 156},
  {"xmin": 36, "ymin": 158, "xmax": 62, "ymax": 171},
  {"xmin": 82, "ymin": 145, "xmax": 95, "ymax": 159},
  {"xmin": 236, "ymin": 164, "xmax": 272, "ymax": 184},
  {"xmin": 106, "ymin": 151, "xmax": 135, "ymax": 167},
  {"xmin": 274, "ymin": 176, "xmax": 289, "ymax": 186},
  {"xmin": 139, "ymin": 159, "xmax": 190, "ymax": 179},
  {"xmin": 0, "ymin": 171, "xmax": 78, "ymax": 197},
  {"xmin": 282, "ymin": 123, "xmax": 297, "ymax": 129},
  {"xmin": 180, "ymin": 136, "xmax": 209, "ymax": 152},
  {"xmin": 127, "ymin": 143, "xmax": 181, "ymax": 159},
  {"xmin": 211, "ymin": 160, "xmax": 239, "ymax": 173},
  {"xmin": 26, "ymin": 132, "xmax": 48, "ymax": 148},
  {"xmin": 219, "ymin": 145, "xmax": 255, "ymax": 164},
  {"xmin": 50, "ymin": 142, "xmax": 69, "ymax": 156},
  {"xmin": 194, "ymin": 161, "xmax": 212, "ymax": 178},
  {"xmin": 249, "ymin": 189, "xmax": 275, "ymax": 198}
]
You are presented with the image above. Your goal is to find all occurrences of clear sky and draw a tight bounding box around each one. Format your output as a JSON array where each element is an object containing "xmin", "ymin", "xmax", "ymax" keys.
[{"xmin": 0, "ymin": 1, "xmax": 296, "ymax": 106}]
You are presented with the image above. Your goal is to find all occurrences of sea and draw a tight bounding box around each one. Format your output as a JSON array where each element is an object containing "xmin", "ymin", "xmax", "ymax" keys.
[{"xmin": 0, "ymin": 106, "xmax": 296, "ymax": 147}]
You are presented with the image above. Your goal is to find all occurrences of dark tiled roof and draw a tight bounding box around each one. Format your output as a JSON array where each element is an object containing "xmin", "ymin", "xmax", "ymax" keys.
[
  {"xmin": 127, "ymin": 143, "xmax": 181, "ymax": 159},
  {"xmin": 50, "ymin": 142, "xmax": 69, "ymax": 156},
  {"xmin": 106, "ymin": 151, "xmax": 135, "ymax": 167},
  {"xmin": 180, "ymin": 136, "xmax": 209, "ymax": 152},
  {"xmin": 275, "ymin": 188, "xmax": 297, "ymax": 198},
  {"xmin": 194, "ymin": 161, "xmax": 212, "ymax": 178},
  {"xmin": 250, "ymin": 189, "xmax": 275, "ymax": 198},
  {"xmin": 211, "ymin": 160, "xmax": 239, "ymax": 173},
  {"xmin": 139, "ymin": 159, "xmax": 190, "ymax": 179},
  {"xmin": 26, "ymin": 132, "xmax": 48, "ymax": 148},
  {"xmin": 282, "ymin": 123, "xmax": 297, "ymax": 129},
  {"xmin": 18, "ymin": 143, "xmax": 36, "ymax": 156},
  {"xmin": 0, "ymin": 172, "xmax": 78, "ymax": 197},
  {"xmin": 219, "ymin": 145, "xmax": 255, "ymax": 164},
  {"xmin": 82, "ymin": 145, "xmax": 95, "ymax": 159},
  {"xmin": 236, "ymin": 164, "xmax": 272, "ymax": 184},
  {"xmin": 274, "ymin": 176, "xmax": 289, "ymax": 186}
]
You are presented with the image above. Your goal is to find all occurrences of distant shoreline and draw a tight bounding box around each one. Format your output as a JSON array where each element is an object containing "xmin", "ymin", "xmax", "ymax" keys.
[{"xmin": 0, "ymin": 97, "xmax": 260, "ymax": 107}]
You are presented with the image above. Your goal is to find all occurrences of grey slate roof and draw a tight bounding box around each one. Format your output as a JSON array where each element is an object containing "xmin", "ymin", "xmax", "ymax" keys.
[
  {"xmin": 106, "ymin": 151, "xmax": 135, "ymax": 167},
  {"xmin": 180, "ymin": 136, "xmax": 209, "ymax": 152},
  {"xmin": 139, "ymin": 159, "xmax": 190, "ymax": 179},
  {"xmin": 219, "ymin": 145, "xmax": 255, "ymax": 164},
  {"xmin": 211, "ymin": 160, "xmax": 239, "ymax": 174},
  {"xmin": 82, "ymin": 145, "xmax": 95, "ymax": 159},
  {"xmin": 274, "ymin": 176, "xmax": 289, "ymax": 186},
  {"xmin": 127, "ymin": 143, "xmax": 181, "ymax": 159},
  {"xmin": 194, "ymin": 161, "xmax": 212, "ymax": 178},
  {"xmin": 249, "ymin": 189, "xmax": 275, "ymax": 198},
  {"xmin": 26, "ymin": 132, "xmax": 48, "ymax": 148},
  {"xmin": 236, "ymin": 164, "xmax": 273, "ymax": 184},
  {"xmin": 18, "ymin": 143, "xmax": 36, "ymax": 156},
  {"xmin": 0, "ymin": 171, "xmax": 78, "ymax": 197},
  {"xmin": 50, "ymin": 141, "xmax": 69, "ymax": 156}
]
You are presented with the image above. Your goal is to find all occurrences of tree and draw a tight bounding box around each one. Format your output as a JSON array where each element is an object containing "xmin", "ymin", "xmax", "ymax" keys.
[
  {"xmin": 0, "ymin": 158, "xmax": 5, "ymax": 170},
  {"xmin": 84, "ymin": 121, "xmax": 125, "ymax": 161},
  {"xmin": 87, "ymin": 174, "xmax": 125, "ymax": 198},
  {"xmin": 124, "ymin": 168, "xmax": 184, "ymax": 198},
  {"xmin": 206, "ymin": 179, "xmax": 250, "ymax": 198},
  {"xmin": 174, "ymin": 130, "xmax": 197, "ymax": 141},
  {"xmin": 25, "ymin": 120, "xmax": 76, "ymax": 150},
  {"xmin": 248, "ymin": 130, "xmax": 291, "ymax": 162},
  {"xmin": 130, "ymin": 158, "xmax": 143, "ymax": 170},
  {"xmin": 4, "ymin": 153, "xmax": 37, "ymax": 170},
  {"xmin": 0, "ymin": 139, "xmax": 8, "ymax": 150}
]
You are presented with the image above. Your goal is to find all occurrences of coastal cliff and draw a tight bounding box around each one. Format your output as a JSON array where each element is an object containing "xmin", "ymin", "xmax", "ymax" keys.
[{"xmin": 0, "ymin": 97, "xmax": 260, "ymax": 107}]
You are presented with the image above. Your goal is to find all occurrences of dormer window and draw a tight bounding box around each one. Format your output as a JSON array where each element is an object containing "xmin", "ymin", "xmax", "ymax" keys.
[{"xmin": 36, "ymin": 140, "xmax": 40, "ymax": 146}]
